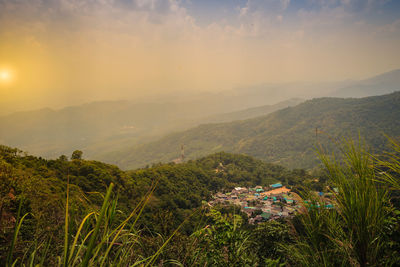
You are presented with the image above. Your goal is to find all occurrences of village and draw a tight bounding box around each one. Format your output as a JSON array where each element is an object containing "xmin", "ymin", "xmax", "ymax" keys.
[
  {"xmin": 209, "ymin": 183, "xmax": 337, "ymax": 224},
  {"xmin": 208, "ymin": 183, "xmax": 303, "ymax": 224},
  {"xmin": 209, "ymin": 183, "xmax": 336, "ymax": 224}
]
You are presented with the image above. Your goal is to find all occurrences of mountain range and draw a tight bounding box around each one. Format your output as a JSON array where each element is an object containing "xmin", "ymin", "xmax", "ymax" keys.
[
  {"xmin": 0, "ymin": 69, "xmax": 399, "ymax": 167},
  {"xmin": 99, "ymin": 92, "xmax": 400, "ymax": 170},
  {"xmin": 0, "ymin": 97, "xmax": 302, "ymax": 159}
]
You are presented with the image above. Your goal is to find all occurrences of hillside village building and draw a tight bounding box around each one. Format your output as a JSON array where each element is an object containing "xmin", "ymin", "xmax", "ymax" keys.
[{"xmin": 209, "ymin": 183, "xmax": 299, "ymax": 224}]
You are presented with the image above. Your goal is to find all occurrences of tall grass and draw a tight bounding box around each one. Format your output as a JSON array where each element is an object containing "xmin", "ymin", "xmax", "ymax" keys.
[
  {"xmin": 6, "ymin": 199, "xmax": 30, "ymax": 267},
  {"xmin": 376, "ymin": 137, "xmax": 400, "ymax": 191},
  {"xmin": 63, "ymin": 176, "xmax": 70, "ymax": 267},
  {"xmin": 5, "ymin": 179, "xmax": 184, "ymax": 266},
  {"xmin": 286, "ymin": 138, "xmax": 392, "ymax": 266},
  {"xmin": 284, "ymin": 192, "xmax": 347, "ymax": 266}
]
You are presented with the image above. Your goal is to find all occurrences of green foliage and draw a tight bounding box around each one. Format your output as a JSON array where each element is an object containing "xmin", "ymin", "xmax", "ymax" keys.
[
  {"xmin": 126, "ymin": 152, "xmax": 312, "ymax": 234},
  {"xmin": 71, "ymin": 150, "xmax": 83, "ymax": 160},
  {"xmin": 81, "ymin": 183, "xmax": 114, "ymax": 267},
  {"xmin": 188, "ymin": 208, "xmax": 256, "ymax": 266},
  {"xmin": 4, "ymin": 178, "xmax": 189, "ymax": 266},
  {"xmin": 252, "ymin": 220, "xmax": 291, "ymax": 263},
  {"xmin": 376, "ymin": 136, "xmax": 400, "ymax": 191},
  {"xmin": 6, "ymin": 199, "xmax": 28, "ymax": 267},
  {"xmin": 0, "ymin": 145, "xmax": 133, "ymax": 265},
  {"xmin": 1, "ymin": 145, "xmax": 309, "ymax": 265},
  {"xmin": 286, "ymin": 196, "xmax": 346, "ymax": 266},
  {"xmin": 285, "ymin": 139, "xmax": 396, "ymax": 266},
  {"xmin": 2, "ymin": 136, "xmax": 400, "ymax": 266},
  {"xmin": 322, "ymin": 140, "xmax": 391, "ymax": 265}
]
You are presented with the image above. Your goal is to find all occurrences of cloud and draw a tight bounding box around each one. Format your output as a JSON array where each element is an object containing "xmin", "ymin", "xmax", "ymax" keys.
[
  {"xmin": 375, "ymin": 19, "xmax": 400, "ymax": 35},
  {"xmin": 309, "ymin": 0, "xmax": 391, "ymax": 12},
  {"xmin": 239, "ymin": 0, "xmax": 291, "ymax": 16},
  {"xmin": 0, "ymin": 0, "xmax": 399, "ymax": 112}
]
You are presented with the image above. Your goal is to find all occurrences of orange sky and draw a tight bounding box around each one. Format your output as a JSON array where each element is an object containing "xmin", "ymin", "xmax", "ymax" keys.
[{"xmin": 1, "ymin": 0, "xmax": 400, "ymax": 113}]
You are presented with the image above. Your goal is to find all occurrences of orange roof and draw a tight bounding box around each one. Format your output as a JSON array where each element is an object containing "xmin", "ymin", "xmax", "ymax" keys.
[{"xmin": 263, "ymin": 186, "xmax": 290, "ymax": 196}]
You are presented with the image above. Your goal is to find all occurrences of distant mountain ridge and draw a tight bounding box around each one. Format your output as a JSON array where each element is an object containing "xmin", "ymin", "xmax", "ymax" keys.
[
  {"xmin": 0, "ymin": 69, "xmax": 399, "ymax": 161},
  {"xmin": 99, "ymin": 92, "xmax": 400, "ymax": 170},
  {"xmin": 333, "ymin": 69, "xmax": 400, "ymax": 97},
  {"xmin": 199, "ymin": 98, "xmax": 303, "ymax": 123},
  {"xmin": 0, "ymin": 96, "xmax": 302, "ymax": 159}
]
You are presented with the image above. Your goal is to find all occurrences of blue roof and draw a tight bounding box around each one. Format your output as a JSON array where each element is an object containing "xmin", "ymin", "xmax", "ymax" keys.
[{"xmin": 271, "ymin": 183, "xmax": 282, "ymax": 188}]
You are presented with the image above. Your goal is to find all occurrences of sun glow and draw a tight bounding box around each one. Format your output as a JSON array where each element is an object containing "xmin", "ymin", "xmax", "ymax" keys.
[{"xmin": 0, "ymin": 69, "xmax": 13, "ymax": 84}]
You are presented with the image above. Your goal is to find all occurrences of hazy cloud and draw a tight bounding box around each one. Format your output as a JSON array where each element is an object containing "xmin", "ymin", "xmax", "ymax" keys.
[{"xmin": 0, "ymin": 0, "xmax": 399, "ymax": 112}]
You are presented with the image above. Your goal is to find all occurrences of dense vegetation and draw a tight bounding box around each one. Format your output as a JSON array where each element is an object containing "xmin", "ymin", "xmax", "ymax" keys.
[
  {"xmin": 2, "ymin": 136, "xmax": 400, "ymax": 266},
  {"xmin": 102, "ymin": 91, "xmax": 400, "ymax": 169},
  {"xmin": 0, "ymin": 146, "xmax": 315, "ymax": 265}
]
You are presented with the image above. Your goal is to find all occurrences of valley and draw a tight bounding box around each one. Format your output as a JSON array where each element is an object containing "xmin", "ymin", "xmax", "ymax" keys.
[{"xmin": 99, "ymin": 91, "xmax": 400, "ymax": 169}]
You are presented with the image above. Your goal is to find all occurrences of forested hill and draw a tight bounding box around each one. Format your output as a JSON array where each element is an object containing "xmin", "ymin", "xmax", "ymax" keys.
[
  {"xmin": 0, "ymin": 146, "xmax": 312, "ymax": 244},
  {"xmin": 100, "ymin": 91, "xmax": 400, "ymax": 170}
]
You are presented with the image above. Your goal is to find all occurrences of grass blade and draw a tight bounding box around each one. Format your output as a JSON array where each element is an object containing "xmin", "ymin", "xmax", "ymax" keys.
[
  {"xmin": 6, "ymin": 199, "xmax": 29, "ymax": 267},
  {"xmin": 81, "ymin": 183, "xmax": 114, "ymax": 267},
  {"xmin": 6, "ymin": 198, "xmax": 22, "ymax": 266},
  {"xmin": 39, "ymin": 236, "xmax": 52, "ymax": 267},
  {"xmin": 68, "ymin": 212, "xmax": 96, "ymax": 264},
  {"xmin": 63, "ymin": 174, "xmax": 70, "ymax": 267}
]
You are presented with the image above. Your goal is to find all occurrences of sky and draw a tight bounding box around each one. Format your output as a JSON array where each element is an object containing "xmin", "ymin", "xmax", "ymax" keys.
[{"xmin": 0, "ymin": 0, "xmax": 400, "ymax": 113}]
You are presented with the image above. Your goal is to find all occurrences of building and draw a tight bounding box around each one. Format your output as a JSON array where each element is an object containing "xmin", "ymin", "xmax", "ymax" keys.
[{"xmin": 270, "ymin": 183, "xmax": 283, "ymax": 189}]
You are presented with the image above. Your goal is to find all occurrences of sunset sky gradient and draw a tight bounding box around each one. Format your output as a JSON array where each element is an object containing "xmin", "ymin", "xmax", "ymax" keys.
[{"xmin": 1, "ymin": 0, "xmax": 400, "ymax": 112}]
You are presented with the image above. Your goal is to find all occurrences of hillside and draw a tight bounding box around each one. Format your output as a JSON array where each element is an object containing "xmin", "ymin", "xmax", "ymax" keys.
[
  {"xmin": 0, "ymin": 145, "xmax": 312, "ymax": 261},
  {"xmin": 100, "ymin": 92, "xmax": 400, "ymax": 170},
  {"xmin": 0, "ymin": 97, "xmax": 302, "ymax": 160}
]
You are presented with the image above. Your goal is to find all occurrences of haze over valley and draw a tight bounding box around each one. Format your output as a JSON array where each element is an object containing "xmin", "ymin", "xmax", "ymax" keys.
[{"xmin": 1, "ymin": 68, "xmax": 399, "ymax": 167}]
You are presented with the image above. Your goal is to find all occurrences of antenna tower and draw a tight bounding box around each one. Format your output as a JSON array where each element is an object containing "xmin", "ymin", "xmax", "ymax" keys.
[{"xmin": 181, "ymin": 144, "xmax": 185, "ymax": 162}]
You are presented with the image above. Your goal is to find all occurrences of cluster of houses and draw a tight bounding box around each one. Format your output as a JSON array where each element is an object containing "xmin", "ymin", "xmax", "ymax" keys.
[{"xmin": 208, "ymin": 183, "xmax": 301, "ymax": 224}]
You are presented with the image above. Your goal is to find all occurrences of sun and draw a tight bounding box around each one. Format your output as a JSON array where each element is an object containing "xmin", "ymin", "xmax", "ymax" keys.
[
  {"xmin": 0, "ymin": 70, "xmax": 12, "ymax": 83},
  {"xmin": 1, "ymin": 71, "xmax": 10, "ymax": 80}
]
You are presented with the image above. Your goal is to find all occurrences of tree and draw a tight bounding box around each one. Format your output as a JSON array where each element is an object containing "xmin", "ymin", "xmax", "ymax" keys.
[
  {"xmin": 71, "ymin": 150, "xmax": 83, "ymax": 160},
  {"xmin": 189, "ymin": 208, "xmax": 256, "ymax": 266},
  {"xmin": 58, "ymin": 155, "xmax": 68, "ymax": 161}
]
